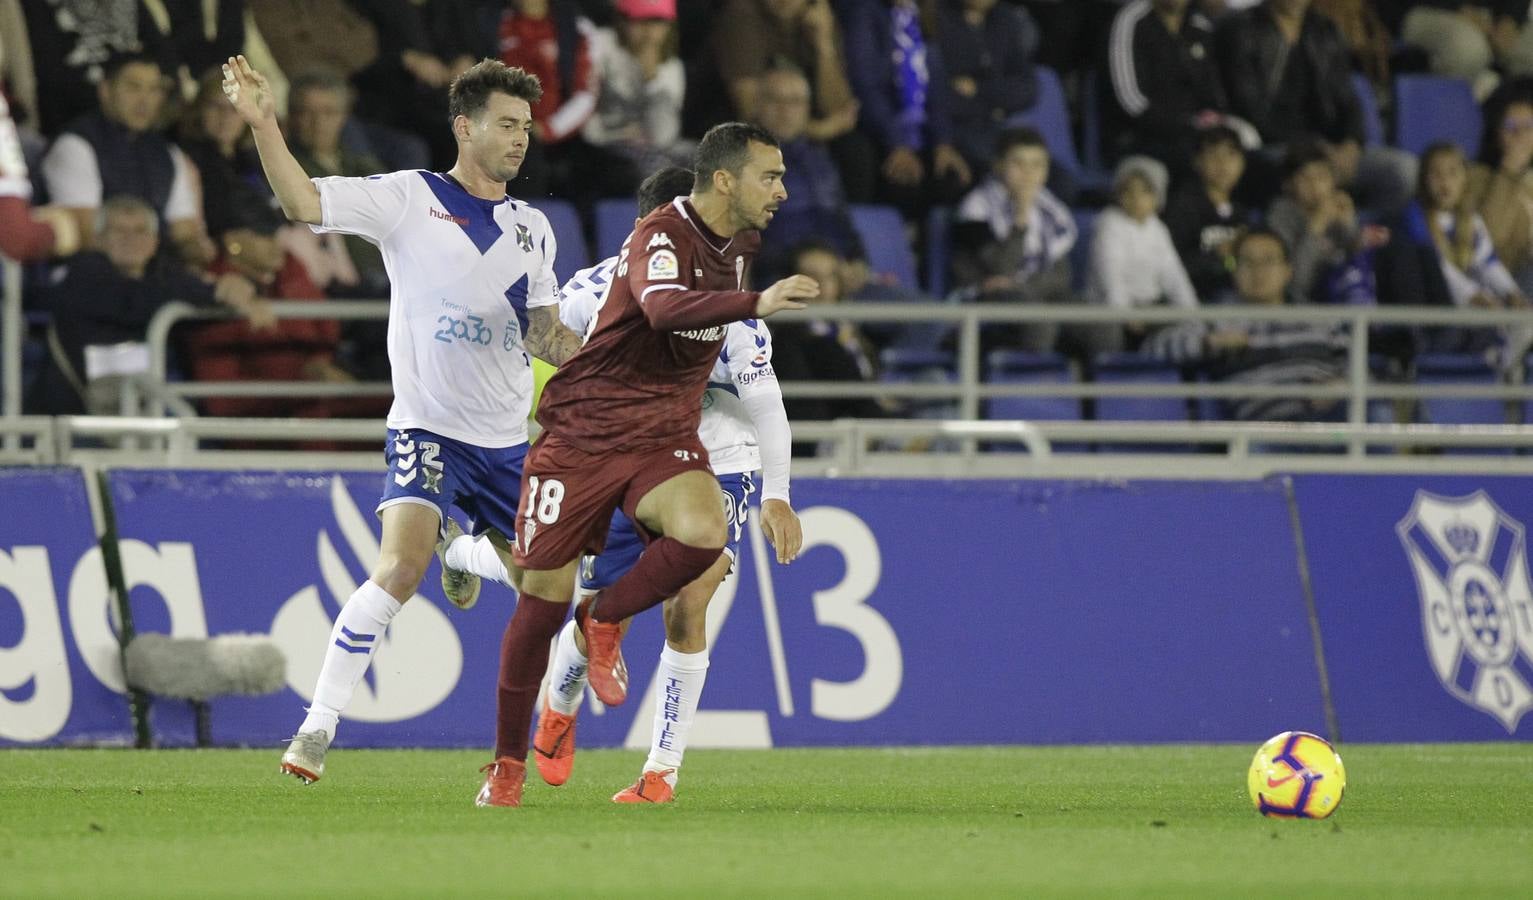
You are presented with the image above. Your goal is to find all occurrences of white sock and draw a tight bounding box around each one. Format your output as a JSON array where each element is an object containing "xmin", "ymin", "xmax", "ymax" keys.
[
  {"xmin": 645, "ymin": 643, "xmax": 709, "ymax": 783},
  {"xmin": 299, "ymin": 580, "xmax": 402, "ymax": 737},
  {"xmin": 445, "ymin": 534, "xmax": 512, "ymax": 587},
  {"xmin": 546, "ymin": 619, "xmax": 589, "ymax": 716}
]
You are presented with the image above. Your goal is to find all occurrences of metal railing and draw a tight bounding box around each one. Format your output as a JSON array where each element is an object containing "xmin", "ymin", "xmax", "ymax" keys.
[{"xmin": 127, "ymin": 300, "xmax": 1533, "ymax": 424}]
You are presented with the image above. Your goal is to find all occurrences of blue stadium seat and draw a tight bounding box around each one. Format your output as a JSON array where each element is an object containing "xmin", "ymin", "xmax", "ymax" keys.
[
  {"xmin": 985, "ymin": 351, "xmax": 1080, "ymax": 422},
  {"xmin": 1092, "ymin": 352, "xmax": 1190, "ymax": 452},
  {"xmin": 1352, "ymin": 73, "xmax": 1384, "ymax": 148},
  {"xmin": 1396, "ymin": 75, "xmax": 1482, "ymax": 158},
  {"xmin": 880, "ymin": 347, "xmax": 958, "ymax": 420},
  {"xmin": 594, "ymin": 198, "xmax": 639, "ymax": 258},
  {"xmin": 850, "ymin": 204, "xmax": 919, "ymax": 291},
  {"xmin": 1415, "ymin": 352, "xmax": 1509, "ymax": 436},
  {"xmin": 925, "ymin": 205, "xmax": 952, "ymax": 297},
  {"xmin": 538, "ymin": 200, "xmax": 589, "ymax": 284}
]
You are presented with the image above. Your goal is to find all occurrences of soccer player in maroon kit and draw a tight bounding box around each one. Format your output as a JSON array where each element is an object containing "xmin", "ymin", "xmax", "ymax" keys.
[{"xmin": 477, "ymin": 122, "xmax": 818, "ymax": 807}]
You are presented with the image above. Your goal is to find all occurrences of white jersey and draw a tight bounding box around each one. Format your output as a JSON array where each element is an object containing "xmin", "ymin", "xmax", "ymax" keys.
[
  {"xmin": 312, "ymin": 170, "xmax": 559, "ymax": 447},
  {"xmin": 559, "ymin": 257, "xmax": 790, "ymax": 498},
  {"xmin": 0, "ymin": 95, "xmax": 30, "ymax": 200}
]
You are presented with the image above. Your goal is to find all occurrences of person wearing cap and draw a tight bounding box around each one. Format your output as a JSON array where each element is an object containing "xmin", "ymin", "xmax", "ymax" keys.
[
  {"xmin": 581, "ymin": 0, "xmax": 691, "ymax": 189},
  {"xmin": 1087, "ymin": 154, "xmax": 1200, "ymax": 350}
]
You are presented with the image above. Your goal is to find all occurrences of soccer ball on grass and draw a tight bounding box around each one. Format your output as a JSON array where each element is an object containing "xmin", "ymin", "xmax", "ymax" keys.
[{"xmin": 1247, "ymin": 730, "xmax": 1345, "ymax": 819}]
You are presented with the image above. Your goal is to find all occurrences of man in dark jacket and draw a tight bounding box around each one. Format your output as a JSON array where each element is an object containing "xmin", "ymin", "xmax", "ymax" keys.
[
  {"xmin": 937, "ymin": 0, "xmax": 1041, "ymax": 175},
  {"xmin": 1216, "ymin": 0, "xmax": 1416, "ymax": 212},
  {"xmin": 1104, "ymin": 0, "xmax": 1230, "ymax": 171}
]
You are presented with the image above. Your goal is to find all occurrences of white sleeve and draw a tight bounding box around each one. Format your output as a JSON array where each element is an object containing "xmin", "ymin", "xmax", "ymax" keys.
[
  {"xmin": 41, "ymin": 134, "xmax": 102, "ymax": 208},
  {"xmin": 1156, "ymin": 220, "xmax": 1200, "ymax": 308},
  {"xmin": 164, "ymin": 146, "xmax": 200, "ymax": 223},
  {"xmin": 558, "ymin": 257, "xmax": 618, "ymax": 338},
  {"xmin": 528, "ymin": 210, "xmax": 559, "ymax": 310},
  {"xmin": 1089, "ymin": 214, "xmax": 1134, "ymax": 309},
  {"xmin": 730, "ymin": 323, "xmax": 791, "ymax": 503},
  {"xmin": 310, "ymin": 171, "xmax": 412, "ymax": 241}
]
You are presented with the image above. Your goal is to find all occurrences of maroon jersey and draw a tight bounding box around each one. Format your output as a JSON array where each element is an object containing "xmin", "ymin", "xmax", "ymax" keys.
[{"xmin": 537, "ymin": 198, "xmax": 761, "ymax": 453}]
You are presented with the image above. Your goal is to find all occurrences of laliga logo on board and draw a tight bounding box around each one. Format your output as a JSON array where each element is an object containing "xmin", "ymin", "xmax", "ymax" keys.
[
  {"xmin": 270, "ymin": 477, "xmax": 463, "ymax": 722},
  {"xmin": 1397, "ymin": 491, "xmax": 1533, "ymax": 732}
]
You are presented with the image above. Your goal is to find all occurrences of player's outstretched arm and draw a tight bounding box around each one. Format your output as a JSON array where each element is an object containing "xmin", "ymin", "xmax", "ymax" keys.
[
  {"xmin": 222, "ymin": 55, "xmax": 321, "ymax": 225},
  {"xmin": 755, "ymin": 275, "xmax": 818, "ymax": 318},
  {"xmin": 524, "ymin": 306, "xmax": 584, "ymax": 366}
]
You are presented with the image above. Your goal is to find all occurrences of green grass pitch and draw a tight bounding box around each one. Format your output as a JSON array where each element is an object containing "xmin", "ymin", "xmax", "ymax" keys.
[{"xmin": 3, "ymin": 745, "xmax": 1531, "ymax": 897}]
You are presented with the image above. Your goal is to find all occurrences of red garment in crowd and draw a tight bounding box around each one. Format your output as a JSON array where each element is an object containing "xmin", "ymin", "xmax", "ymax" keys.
[
  {"xmin": 497, "ymin": 11, "xmax": 595, "ymax": 143},
  {"xmin": 188, "ymin": 254, "xmax": 340, "ymax": 418}
]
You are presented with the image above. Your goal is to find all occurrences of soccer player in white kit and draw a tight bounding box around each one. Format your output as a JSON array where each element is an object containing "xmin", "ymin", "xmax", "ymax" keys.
[
  {"xmin": 219, "ymin": 55, "xmax": 584, "ymax": 784},
  {"xmin": 443, "ymin": 166, "xmax": 802, "ymax": 802}
]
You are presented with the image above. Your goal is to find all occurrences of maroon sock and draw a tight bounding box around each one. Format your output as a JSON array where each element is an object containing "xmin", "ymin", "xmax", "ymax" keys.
[
  {"xmin": 591, "ymin": 537, "xmax": 721, "ymax": 624},
  {"xmin": 494, "ymin": 594, "xmax": 569, "ymax": 761}
]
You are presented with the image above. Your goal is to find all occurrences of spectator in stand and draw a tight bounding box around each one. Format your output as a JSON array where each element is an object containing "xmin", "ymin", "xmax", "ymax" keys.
[
  {"xmin": 1088, "ymin": 155, "xmax": 1199, "ymax": 350},
  {"xmin": 0, "ymin": 92, "xmax": 79, "ymax": 260},
  {"xmin": 498, "ymin": 0, "xmax": 609, "ymax": 202},
  {"xmin": 712, "ymin": 0, "xmax": 869, "ymax": 199},
  {"xmin": 1105, "ymin": 0, "xmax": 1237, "ymax": 172},
  {"xmin": 752, "ymin": 64, "xmax": 863, "ymax": 280},
  {"xmin": 140, "ymin": 0, "xmax": 245, "ymax": 104},
  {"xmin": 950, "ymin": 126, "xmax": 1090, "ymax": 356},
  {"xmin": 286, "ymin": 70, "xmax": 388, "ymax": 298},
  {"xmin": 1311, "ymin": 0, "xmax": 1394, "ymax": 96},
  {"xmin": 768, "ymin": 239, "xmax": 892, "ymax": 455},
  {"xmin": 1164, "ymin": 125, "xmax": 1250, "ymax": 300},
  {"xmin": 250, "ymin": 0, "xmax": 454, "ymax": 166},
  {"xmin": 185, "ymin": 201, "xmax": 357, "ymax": 418},
  {"xmin": 582, "ymin": 0, "xmax": 690, "ymax": 195},
  {"xmin": 838, "ymin": 0, "xmax": 973, "ymax": 212},
  {"xmin": 1469, "ymin": 83, "xmax": 1533, "ymax": 291},
  {"xmin": 177, "ymin": 67, "xmax": 271, "ymax": 239},
  {"xmin": 42, "ymin": 52, "xmax": 216, "ymax": 265},
  {"xmin": 23, "ymin": 0, "xmax": 160, "ymax": 136},
  {"xmin": 26, "ymin": 195, "xmax": 265, "ymax": 415},
  {"xmin": 1399, "ymin": 1, "xmax": 1533, "ymax": 93},
  {"xmin": 1216, "ymin": 0, "xmax": 1416, "ymax": 213},
  {"xmin": 1267, "ymin": 139, "xmax": 1361, "ymax": 301},
  {"xmin": 1147, "ymin": 227, "xmax": 1350, "ymax": 421},
  {"xmin": 1394, "ymin": 141, "xmax": 1533, "ymax": 363},
  {"xmin": 936, "ymin": 0, "xmax": 1041, "ymax": 177}
]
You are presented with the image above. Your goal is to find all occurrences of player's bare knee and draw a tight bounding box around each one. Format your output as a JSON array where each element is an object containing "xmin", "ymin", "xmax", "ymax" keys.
[
  {"xmin": 371, "ymin": 553, "xmax": 428, "ymax": 599},
  {"xmin": 668, "ymin": 510, "xmax": 727, "ymax": 550}
]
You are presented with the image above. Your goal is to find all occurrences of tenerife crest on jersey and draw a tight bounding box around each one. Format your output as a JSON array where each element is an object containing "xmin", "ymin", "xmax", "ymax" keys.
[{"xmin": 1396, "ymin": 490, "xmax": 1533, "ymax": 731}]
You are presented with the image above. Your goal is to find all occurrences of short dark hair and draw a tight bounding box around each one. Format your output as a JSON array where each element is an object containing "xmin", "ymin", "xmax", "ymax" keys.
[
  {"xmin": 1194, "ymin": 125, "xmax": 1243, "ymax": 156},
  {"xmin": 289, "ymin": 68, "xmax": 354, "ymax": 109},
  {"xmin": 692, "ymin": 122, "xmax": 780, "ymax": 192},
  {"xmin": 1281, "ymin": 138, "xmax": 1333, "ymax": 181},
  {"xmin": 1233, "ymin": 226, "xmax": 1289, "ymax": 262},
  {"xmin": 995, "ymin": 126, "xmax": 1047, "ymax": 159},
  {"xmin": 448, "ymin": 60, "xmax": 543, "ymax": 124},
  {"xmin": 787, "ymin": 238, "xmax": 842, "ymax": 271},
  {"xmin": 637, "ymin": 166, "xmax": 695, "ymax": 217},
  {"xmin": 103, "ymin": 51, "xmax": 162, "ymax": 83}
]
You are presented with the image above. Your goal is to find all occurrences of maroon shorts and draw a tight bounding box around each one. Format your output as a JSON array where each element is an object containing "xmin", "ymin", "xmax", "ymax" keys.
[{"xmin": 512, "ymin": 432, "xmax": 712, "ymax": 571}]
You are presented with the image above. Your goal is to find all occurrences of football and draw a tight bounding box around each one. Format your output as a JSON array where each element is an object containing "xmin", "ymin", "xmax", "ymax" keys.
[{"xmin": 1248, "ymin": 731, "xmax": 1347, "ymax": 819}]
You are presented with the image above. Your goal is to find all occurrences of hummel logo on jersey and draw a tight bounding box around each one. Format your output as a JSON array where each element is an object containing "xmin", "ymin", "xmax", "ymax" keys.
[
  {"xmin": 429, "ymin": 207, "xmax": 469, "ymax": 226},
  {"xmin": 646, "ymin": 232, "xmax": 675, "ymax": 251},
  {"xmin": 515, "ymin": 223, "xmax": 534, "ymax": 252}
]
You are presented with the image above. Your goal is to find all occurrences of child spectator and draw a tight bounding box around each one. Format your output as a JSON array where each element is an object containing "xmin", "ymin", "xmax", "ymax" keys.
[
  {"xmin": 1163, "ymin": 125, "xmax": 1250, "ymax": 300},
  {"xmin": 1396, "ymin": 141, "xmax": 1532, "ymax": 364},
  {"xmin": 1088, "ymin": 155, "xmax": 1199, "ymax": 350},
  {"xmin": 1266, "ymin": 139, "xmax": 1360, "ymax": 302},
  {"xmin": 951, "ymin": 126, "xmax": 1079, "ymax": 354},
  {"xmin": 582, "ymin": 0, "xmax": 690, "ymax": 191}
]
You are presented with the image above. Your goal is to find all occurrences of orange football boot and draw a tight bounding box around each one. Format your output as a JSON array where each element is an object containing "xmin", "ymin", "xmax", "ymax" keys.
[
  {"xmin": 532, "ymin": 700, "xmax": 577, "ymax": 786},
  {"xmin": 611, "ymin": 769, "xmax": 676, "ymax": 804},
  {"xmin": 579, "ymin": 599, "xmax": 629, "ymax": 706},
  {"xmin": 475, "ymin": 757, "xmax": 526, "ymax": 807}
]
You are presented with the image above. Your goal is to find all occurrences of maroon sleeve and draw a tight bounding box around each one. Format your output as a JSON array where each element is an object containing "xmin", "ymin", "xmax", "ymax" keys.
[
  {"xmin": 624, "ymin": 213, "xmax": 759, "ymax": 331},
  {"xmin": 640, "ymin": 287, "xmax": 758, "ymax": 331},
  {"xmin": 0, "ymin": 196, "xmax": 56, "ymax": 261}
]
